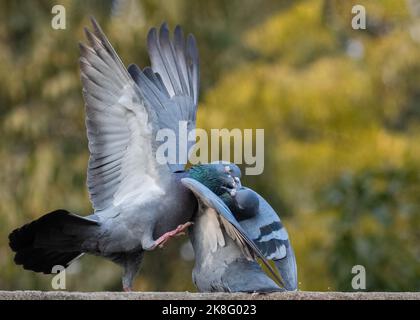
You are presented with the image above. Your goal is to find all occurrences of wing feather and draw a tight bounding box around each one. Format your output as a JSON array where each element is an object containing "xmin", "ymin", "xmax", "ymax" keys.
[
  {"xmin": 126, "ymin": 23, "xmax": 200, "ymax": 172},
  {"xmin": 80, "ymin": 18, "xmax": 167, "ymax": 211}
]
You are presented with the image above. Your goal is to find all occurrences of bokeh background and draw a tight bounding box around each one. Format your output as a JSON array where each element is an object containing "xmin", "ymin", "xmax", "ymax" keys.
[{"xmin": 1, "ymin": 0, "xmax": 419, "ymax": 291}]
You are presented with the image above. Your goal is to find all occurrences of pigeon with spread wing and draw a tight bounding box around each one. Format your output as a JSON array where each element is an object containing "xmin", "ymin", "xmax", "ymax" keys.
[{"xmin": 9, "ymin": 19, "xmax": 201, "ymax": 291}]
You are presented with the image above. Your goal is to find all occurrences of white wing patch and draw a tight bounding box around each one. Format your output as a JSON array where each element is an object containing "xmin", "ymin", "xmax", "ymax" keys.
[
  {"xmin": 112, "ymin": 87, "xmax": 165, "ymax": 207},
  {"xmin": 258, "ymin": 227, "xmax": 289, "ymax": 242},
  {"xmin": 266, "ymin": 244, "xmax": 286, "ymax": 260}
]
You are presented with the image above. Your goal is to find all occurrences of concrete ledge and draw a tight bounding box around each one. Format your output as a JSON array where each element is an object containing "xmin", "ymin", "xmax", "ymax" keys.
[{"xmin": 0, "ymin": 291, "xmax": 418, "ymax": 300}]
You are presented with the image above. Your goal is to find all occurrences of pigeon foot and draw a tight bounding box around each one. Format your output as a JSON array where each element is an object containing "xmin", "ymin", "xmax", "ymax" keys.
[{"xmin": 154, "ymin": 222, "xmax": 194, "ymax": 248}]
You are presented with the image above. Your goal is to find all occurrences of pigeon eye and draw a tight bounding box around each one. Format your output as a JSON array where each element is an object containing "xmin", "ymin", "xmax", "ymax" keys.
[{"xmin": 224, "ymin": 165, "xmax": 231, "ymax": 173}]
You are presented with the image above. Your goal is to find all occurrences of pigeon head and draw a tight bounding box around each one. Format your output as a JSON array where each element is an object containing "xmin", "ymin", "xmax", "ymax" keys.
[
  {"xmin": 189, "ymin": 162, "xmax": 259, "ymax": 221},
  {"xmin": 188, "ymin": 162, "xmax": 241, "ymax": 196},
  {"xmin": 209, "ymin": 161, "xmax": 242, "ymax": 180},
  {"xmin": 221, "ymin": 188, "xmax": 260, "ymax": 221}
]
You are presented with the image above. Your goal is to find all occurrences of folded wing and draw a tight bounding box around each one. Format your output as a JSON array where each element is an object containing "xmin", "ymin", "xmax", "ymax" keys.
[{"xmin": 239, "ymin": 188, "xmax": 298, "ymax": 291}]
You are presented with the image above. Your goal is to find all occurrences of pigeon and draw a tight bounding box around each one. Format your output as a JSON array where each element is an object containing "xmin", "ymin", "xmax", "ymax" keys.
[
  {"xmin": 8, "ymin": 18, "xmax": 203, "ymax": 291},
  {"xmin": 186, "ymin": 162, "xmax": 298, "ymax": 292}
]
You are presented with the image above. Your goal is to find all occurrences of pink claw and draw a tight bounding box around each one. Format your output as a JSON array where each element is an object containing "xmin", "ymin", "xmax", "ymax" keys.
[{"xmin": 154, "ymin": 221, "xmax": 193, "ymax": 248}]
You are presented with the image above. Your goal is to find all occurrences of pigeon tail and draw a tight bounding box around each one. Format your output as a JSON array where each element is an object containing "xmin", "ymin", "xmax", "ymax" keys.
[{"xmin": 9, "ymin": 209, "xmax": 99, "ymax": 274}]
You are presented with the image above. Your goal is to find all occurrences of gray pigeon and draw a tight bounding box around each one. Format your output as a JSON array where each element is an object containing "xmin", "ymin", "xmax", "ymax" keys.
[
  {"xmin": 185, "ymin": 162, "xmax": 298, "ymax": 292},
  {"xmin": 9, "ymin": 19, "xmax": 203, "ymax": 291}
]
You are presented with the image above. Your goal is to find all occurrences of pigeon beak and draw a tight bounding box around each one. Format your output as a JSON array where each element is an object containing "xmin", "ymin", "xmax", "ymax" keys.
[
  {"xmin": 234, "ymin": 177, "xmax": 242, "ymax": 189},
  {"xmin": 228, "ymin": 176, "xmax": 242, "ymax": 197}
]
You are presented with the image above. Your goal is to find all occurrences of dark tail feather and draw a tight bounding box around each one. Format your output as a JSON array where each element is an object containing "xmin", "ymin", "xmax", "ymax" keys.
[
  {"xmin": 9, "ymin": 209, "xmax": 99, "ymax": 274},
  {"xmin": 13, "ymin": 248, "xmax": 82, "ymax": 274}
]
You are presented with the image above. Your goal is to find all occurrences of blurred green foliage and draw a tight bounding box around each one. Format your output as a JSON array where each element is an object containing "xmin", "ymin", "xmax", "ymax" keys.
[{"xmin": 0, "ymin": 0, "xmax": 419, "ymax": 291}]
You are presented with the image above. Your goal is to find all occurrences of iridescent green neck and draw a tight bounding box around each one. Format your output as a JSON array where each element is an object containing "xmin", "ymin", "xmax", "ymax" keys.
[{"xmin": 188, "ymin": 164, "xmax": 226, "ymax": 196}]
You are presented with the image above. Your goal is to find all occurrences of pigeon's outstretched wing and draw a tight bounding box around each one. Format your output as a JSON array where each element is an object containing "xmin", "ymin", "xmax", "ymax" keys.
[
  {"xmin": 128, "ymin": 23, "xmax": 199, "ymax": 172},
  {"xmin": 239, "ymin": 188, "xmax": 298, "ymax": 291},
  {"xmin": 80, "ymin": 18, "xmax": 169, "ymax": 211},
  {"xmin": 181, "ymin": 178, "xmax": 283, "ymax": 286}
]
